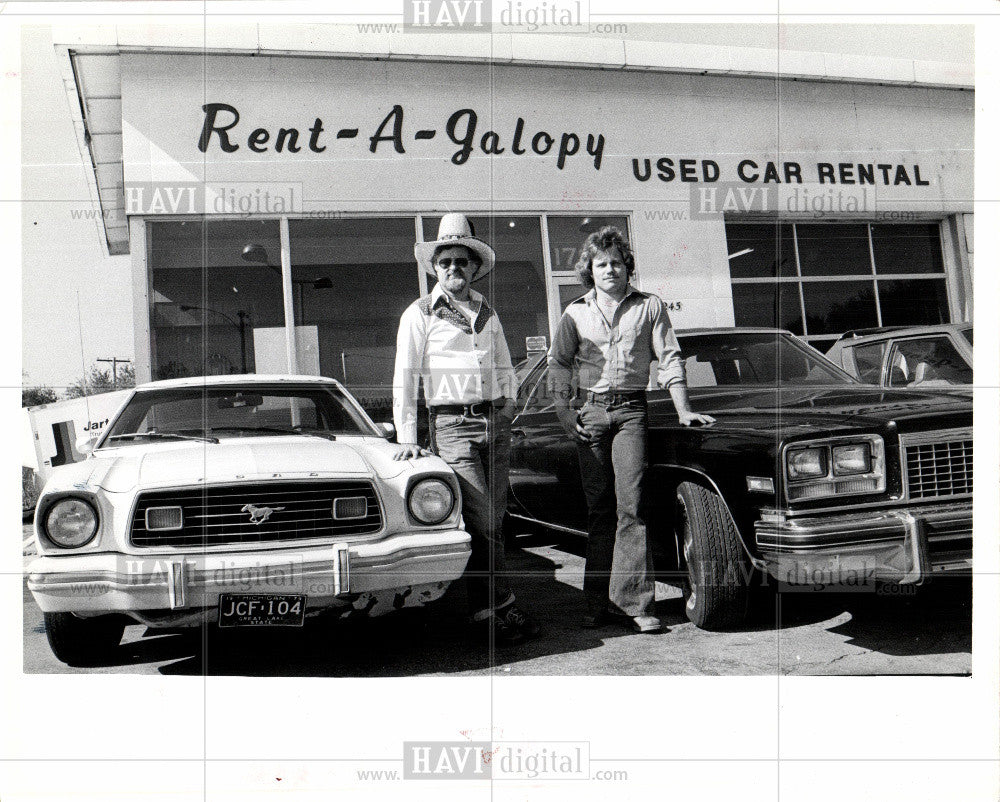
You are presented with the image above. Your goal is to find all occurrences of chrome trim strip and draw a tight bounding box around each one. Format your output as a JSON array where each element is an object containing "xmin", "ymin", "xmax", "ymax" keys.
[
  {"xmin": 508, "ymin": 513, "xmax": 586, "ymax": 536},
  {"xmin": 168, "ymin": 560, "xmax": 187, "ymax": 609},
  {"xmin": 333, "ymin": 543, "xmax": 350, "ymax": 596}
]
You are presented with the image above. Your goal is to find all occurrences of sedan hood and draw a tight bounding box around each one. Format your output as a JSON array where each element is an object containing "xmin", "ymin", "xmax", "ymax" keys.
[
  {"xmin": 84, "ymin": 436, "xmax": 377, "ymax": 493},
  {"xmin": 649, "ymin": 385, "xmax": 972, "ymax": 437}
]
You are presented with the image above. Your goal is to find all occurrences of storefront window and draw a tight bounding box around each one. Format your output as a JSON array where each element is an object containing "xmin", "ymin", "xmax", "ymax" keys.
[
  {"xmin": 149, "ymin": 219, "xmax": 283, "ymax": 380},
  {"xmin": 725, "ymin": 223, "xmax": 797, "ymax": 279},
  {"xmin": 289, "ymin": 218, "xmax": 419, "ymax": 420},
  {"xmin": 422, "ymin": 215, "xmax": 548, "ymax": 364},
  {"xmin": 546, "ymin": 215, "xmax": 631, "ymax": 274},
  {"xmin": 726, "ymin": 222, "xmax": 951, "ymax": 348},
  {"xmin": 558, "ymin": 282, "xmax": 588, "ymax": 311},
  {"xmin": 730, "ymin": 282, "xmax": 804, "ymax": 334}
]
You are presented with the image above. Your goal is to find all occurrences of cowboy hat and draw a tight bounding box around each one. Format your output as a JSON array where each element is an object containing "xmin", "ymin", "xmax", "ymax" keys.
[{"xmin": 414, "ymin": 213, "xmax": 496, "ymax": 281}]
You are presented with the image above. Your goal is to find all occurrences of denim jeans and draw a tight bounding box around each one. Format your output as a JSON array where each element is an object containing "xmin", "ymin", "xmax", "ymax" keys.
[
  {"xmin": 431, "ymin": 410, "xmax": 514, "ymax": 617},
  {"xmin": 576, "ymin": 399, "xmax": 655, "ymax": 618}
]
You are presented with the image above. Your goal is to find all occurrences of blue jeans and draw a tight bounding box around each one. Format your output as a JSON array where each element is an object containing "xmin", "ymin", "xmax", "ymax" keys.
[
  {"xmin": 576, "ymin": 399, "xmax": 655, "ymax": 618},
  {"xmin": 431, "ymin": 410, "xmax": 514, "ymax": 617}
]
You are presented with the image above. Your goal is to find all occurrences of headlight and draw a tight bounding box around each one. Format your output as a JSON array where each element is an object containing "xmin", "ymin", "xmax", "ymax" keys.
[
  {"xmin": 832, "ymin": 443, "xmax": 872, "ymax": 476},
  {"xmin": 44, "ymin": 498, "xmax": 99, "ymax": 548},
  {"xmin": 787, "ymin": 447, "xmax": 827, "ymax": 480},
  {"xmin": 408, "ymin": 478, "xmax": 455, "ymax": 525},
  {"xmin": 784, "ymin": 436, "xmax": 885, "ymax": 502}
]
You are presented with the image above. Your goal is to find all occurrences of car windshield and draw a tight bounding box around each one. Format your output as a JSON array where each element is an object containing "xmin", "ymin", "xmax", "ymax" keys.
[
  {"xmin": 678, "ymin": 333, "xmax": 856, "ymax": 387},
  {"xmin": 99, "ymin": 384, "xmax": 376, "ymax": 446}
]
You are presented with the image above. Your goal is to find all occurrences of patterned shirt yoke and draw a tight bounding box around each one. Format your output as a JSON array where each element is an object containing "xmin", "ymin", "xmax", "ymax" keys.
[{"xmin": 392, "ymin": 284, "xmax": 516, "ymax": 444}]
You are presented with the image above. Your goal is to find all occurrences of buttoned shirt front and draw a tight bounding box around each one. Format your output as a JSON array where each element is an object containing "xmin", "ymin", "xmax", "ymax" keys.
[
  {"xmin": 393, "ymin": 283, "xmax": 516, "ymax": 444},
  {"xmin": 548, "ymin": 286, "xmax": 686, "ymax": 400}
]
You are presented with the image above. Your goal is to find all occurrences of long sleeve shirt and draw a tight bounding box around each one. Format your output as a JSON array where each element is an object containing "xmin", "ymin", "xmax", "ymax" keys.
[
  {"xmin": 393, "ymin": 284, "xmax": 517, "ymax": 444},
  {"xmin": 548, "ymin": 287, "xmax": 687, "ymax": 402}
]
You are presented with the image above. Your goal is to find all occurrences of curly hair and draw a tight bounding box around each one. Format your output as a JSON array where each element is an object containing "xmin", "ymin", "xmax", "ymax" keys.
[{"xmin": 574, "ymin": 226, "xmax": 635, "ymax": 290}]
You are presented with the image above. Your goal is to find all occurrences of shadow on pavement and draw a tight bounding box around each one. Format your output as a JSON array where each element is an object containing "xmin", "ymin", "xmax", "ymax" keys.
[{"xmin": 154, "ymin": 545, "xmax": 634, "ymax": 677}]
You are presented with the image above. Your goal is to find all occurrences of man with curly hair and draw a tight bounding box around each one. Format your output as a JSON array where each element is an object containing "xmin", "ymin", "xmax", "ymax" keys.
[{"xmin": 548, "ymin": 226, "xmax": 714, "ymax": 633}]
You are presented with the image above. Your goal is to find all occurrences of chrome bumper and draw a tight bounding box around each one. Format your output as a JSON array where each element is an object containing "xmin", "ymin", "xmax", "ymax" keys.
[
  {"xmin": 754, "ymin": 502, "xmax": 972, "ymax": 586},
  {"xmin": 26, "ymin": 530, "xmax": 472, "ymax": 620}
]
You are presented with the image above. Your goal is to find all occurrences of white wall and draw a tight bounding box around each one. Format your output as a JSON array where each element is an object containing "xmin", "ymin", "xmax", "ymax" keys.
[
  {"xmin": 21, "ymin": 26, "xmax": 135, "ymax": 390},
  {"xmin": 120, "ymin": 53, "xmax": 973, "ymax": 334}
]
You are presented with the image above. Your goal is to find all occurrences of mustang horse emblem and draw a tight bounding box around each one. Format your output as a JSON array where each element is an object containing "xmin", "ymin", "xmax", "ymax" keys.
[{"xmin": 241, "ymin": 503, "xmax": 285, "ymax": 524}]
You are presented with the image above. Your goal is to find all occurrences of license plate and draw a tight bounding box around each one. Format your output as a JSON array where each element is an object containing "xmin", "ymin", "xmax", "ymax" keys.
[{"xmin": 218, "ymin": 594, "xmax": 306, "ymax": 627}]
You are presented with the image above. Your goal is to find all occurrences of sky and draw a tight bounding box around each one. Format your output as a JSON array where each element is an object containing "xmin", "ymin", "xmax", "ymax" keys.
[{"xmin": 18, "ymin": 20, "xmax": 974, "ymax": 390}]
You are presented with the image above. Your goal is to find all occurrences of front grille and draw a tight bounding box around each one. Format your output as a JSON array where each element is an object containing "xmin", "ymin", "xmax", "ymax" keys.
[
  {"xmin": 130, "ymin": 481, "xmax": 382, "ymax": 548},
  {"xmin": 902, "ymin": 431, "xmax": 973, "ymax": 500}
]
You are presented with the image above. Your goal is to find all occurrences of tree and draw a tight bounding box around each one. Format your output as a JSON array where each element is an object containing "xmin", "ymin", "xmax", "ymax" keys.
[
  {"xmin": 22, "ymin": 385, "xmax": 58, "ymax": 407},
  {"xmin": 65, "ymin": 363, "xmax": 136, "ymax": 399}
]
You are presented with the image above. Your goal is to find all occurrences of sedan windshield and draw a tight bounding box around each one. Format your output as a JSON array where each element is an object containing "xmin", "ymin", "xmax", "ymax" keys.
[
  {"xmin": 679, "ymin": 333, "xmax": 856, "ymax": 387},
  {"xmin": 100, "ymin": 384, "xmax": 376, "ymax": 446}
]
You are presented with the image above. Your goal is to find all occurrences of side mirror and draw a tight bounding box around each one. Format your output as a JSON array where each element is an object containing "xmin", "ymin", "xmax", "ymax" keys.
[
  {"xmin": 378, "ymin": 422, "xmax": 396, "ymax": 439},
  {"xmin": 75, "ymin": 435, "xmax": 97, "ymax": 456}
]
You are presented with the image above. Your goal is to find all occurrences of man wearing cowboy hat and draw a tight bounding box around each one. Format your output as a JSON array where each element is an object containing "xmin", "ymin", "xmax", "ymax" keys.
[{"xmin": 392, "ymin": 213, "xmax": 540, "ymax": 645}]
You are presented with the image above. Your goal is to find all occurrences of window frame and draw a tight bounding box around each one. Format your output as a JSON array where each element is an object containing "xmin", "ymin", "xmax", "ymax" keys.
[{"xmin": 725, "ymin": 220, "xmax": 953, "ymax": 347}]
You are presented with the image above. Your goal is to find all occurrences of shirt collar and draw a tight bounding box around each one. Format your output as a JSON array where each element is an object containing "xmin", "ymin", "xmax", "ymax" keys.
[
  {"xmin": 584, "ymin": 285, "xmax": 641, "ymax": 306},
  {"xmin": 432, "ymin": 282, "xmax": 484, "ymax": 311}
]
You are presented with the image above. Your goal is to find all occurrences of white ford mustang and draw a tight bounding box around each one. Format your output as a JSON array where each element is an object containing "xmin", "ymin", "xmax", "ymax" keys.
[{"xmin": 26, "ymin": 375, "xmax": 471, "ymax": 666}]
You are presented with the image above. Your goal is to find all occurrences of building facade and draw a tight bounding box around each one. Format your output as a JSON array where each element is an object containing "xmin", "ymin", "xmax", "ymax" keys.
[{"xmin": 56, "ymin": 26, "xmax": 974, "ymax": 418}]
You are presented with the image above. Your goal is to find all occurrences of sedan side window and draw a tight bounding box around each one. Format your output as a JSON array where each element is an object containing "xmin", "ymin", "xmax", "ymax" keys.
[
  {"xmin": 851, "ymin": 342, "xmax": 888, "ymax": 384},
  {"xmin": 888, "ymin": 336, "xmax": 972, "ymax": 387}
]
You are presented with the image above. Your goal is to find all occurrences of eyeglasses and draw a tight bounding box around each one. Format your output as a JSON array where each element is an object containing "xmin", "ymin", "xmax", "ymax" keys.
[{"xmin": 435, "ymin": 258, "xmax": 471, "ymax": 269}]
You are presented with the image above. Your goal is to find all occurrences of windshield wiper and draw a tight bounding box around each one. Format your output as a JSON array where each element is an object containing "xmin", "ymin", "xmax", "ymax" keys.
[
  {"xmin": 209, "ymin": 426, "xmax": 337, "ymax": 441},
  {"xmin": 106, "ymin": 432, "xmax": 220, "ymax": 444}
]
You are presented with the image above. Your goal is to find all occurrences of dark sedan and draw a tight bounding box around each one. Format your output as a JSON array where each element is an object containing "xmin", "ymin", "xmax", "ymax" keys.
[{"xmin": 508, "ymin": 329, "xmax": 972, "ymax": 630}]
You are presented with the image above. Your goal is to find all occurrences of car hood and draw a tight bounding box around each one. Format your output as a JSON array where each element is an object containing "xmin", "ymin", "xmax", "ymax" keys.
[
  {"xmin": 649, "ymin": 384, "xmax": 972, "ymax": 437},
  {"xmin": 78, "ymin": 436, "xmax": 400, "ymax": 493}
]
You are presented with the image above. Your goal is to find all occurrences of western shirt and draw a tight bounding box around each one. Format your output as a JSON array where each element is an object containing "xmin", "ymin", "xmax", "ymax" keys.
[
  {"xmin": 393, "ymin": 284, "xmax": 516, "ymax": 444},
  {"xmin": 548, "ymin": 287, "xmax": 686, "ymax": 400}
]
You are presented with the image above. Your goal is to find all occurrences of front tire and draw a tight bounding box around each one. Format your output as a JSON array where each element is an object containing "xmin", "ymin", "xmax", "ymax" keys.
[
  {"xmin": 43, "ymin": 612, "xmax": 126, "ymax": 666},
  {"xmin": 676, "ymin": 481, "xmax": 751, "ymax": 630}
]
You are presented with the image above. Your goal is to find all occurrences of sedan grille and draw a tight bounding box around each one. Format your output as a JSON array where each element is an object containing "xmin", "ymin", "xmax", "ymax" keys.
[
  {"xmin": 901, "ymin": 431, "xmax": 973, "ymax": 500},
  {"xmin": 130, "ymin": 481, "xmax": 382, "ymax": 548}
]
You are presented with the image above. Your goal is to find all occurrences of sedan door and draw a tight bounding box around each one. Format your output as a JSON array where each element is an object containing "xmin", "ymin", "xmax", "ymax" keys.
[{"xmin": 508, "ymin": 363, "xmax": 588, "ymax": 532}]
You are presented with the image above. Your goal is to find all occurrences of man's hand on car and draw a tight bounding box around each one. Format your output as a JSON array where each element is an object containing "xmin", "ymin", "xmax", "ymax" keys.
[
  {"xmin": 392, "ymin": 443, "xmax": 431, "ymax": 460},
  {"xmin": 678, "ymin": 411, "xmax": 716, "ymax": 427}
]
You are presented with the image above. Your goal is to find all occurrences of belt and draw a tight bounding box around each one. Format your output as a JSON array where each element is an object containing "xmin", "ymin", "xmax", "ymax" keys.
[
  {"xmin": 586, "ymin": 389, "xmax": 647, "ymax": 405},
  {"xmin": 431, "ymin": 397, "xmax": 507, "ymax": 417}
]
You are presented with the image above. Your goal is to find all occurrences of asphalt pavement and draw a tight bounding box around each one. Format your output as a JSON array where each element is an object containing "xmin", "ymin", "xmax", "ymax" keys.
[{"xmin": 22, "ymin": 524, "xmax": 971, "ymax": 677}]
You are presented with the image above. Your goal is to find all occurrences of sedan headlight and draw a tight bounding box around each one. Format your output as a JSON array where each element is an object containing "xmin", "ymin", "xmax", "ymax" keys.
[
  {"xmin": 784, "ymin": 436, "xmax": 885, "ymax": 502},
  {"xmin": 832, "ymin": 443, "xmax": 872, "ymax": 476},
  {"xmin": 408, "ymin": 478, "xmax": 455, "ymax": 525},
  {"xmin": 787, "ymin": 447, "xmax": 827, "ymax": 480},
  {"xmin": 44, "ymin": 498, "xmax": 99, "ymax": 548}
]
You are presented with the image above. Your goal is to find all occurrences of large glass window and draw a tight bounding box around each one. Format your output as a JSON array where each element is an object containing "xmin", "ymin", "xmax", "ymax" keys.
[
  {"xmin": 149, "ymin": 220, "xmax": 283, "ymax": 380},
  {"xmin": 148, "ymin": 214, "xmax": 632, "ymax": 410},
  {"xmin": 289, "ymin": 218, "xmax": 420, "ymax": 421},
  {"xmin": 726, "ymin": 222, "xmax": 950, "ymax": 349}
]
